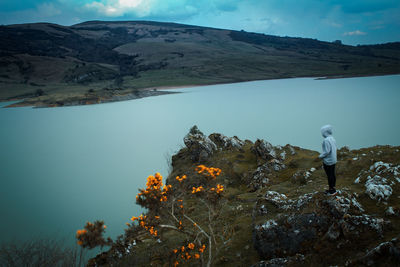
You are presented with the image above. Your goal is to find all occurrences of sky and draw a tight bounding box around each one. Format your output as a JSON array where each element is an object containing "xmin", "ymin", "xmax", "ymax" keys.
[{"xmin": 0, "ymin": 0, "xmax": 399, "ymax": 45}]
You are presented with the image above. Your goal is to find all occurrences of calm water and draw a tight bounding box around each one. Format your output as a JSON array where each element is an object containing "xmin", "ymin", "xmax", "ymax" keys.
[{"xmin": 0, "ymin": 75, "xmax": 399, "ymax": 246}]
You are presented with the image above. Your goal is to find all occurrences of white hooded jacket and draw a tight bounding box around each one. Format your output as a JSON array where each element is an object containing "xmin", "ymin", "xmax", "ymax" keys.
[{"xmin": 319, "ymin": 125, "xmax": 337, "ymax": 165}]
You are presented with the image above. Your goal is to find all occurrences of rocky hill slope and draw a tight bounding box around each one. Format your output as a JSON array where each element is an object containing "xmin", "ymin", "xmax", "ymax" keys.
[
  {"xmin": 86, "ymin": 126, "xmax": 400, "ymax": 266},
  {"xmin": 1, "ymin": 21, "xmax": 400, "ymax": 107}
]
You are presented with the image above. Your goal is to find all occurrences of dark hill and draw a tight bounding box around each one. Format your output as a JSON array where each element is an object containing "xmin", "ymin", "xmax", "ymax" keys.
[{"xmin": 0, "ymin": 21, "xmax": 399, "ymax": 107}]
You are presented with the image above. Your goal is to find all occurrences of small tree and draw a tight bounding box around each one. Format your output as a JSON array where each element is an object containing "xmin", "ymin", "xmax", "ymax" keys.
[{"xmin": 76, "ymin": 165, "xmax": 232, "ymax": 266}]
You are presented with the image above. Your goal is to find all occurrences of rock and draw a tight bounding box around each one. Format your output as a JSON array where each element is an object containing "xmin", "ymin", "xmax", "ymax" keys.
[
  {"xmin": 250, "ymin": 254, "xmax": 305, "ymax": 267},
  {"xmin": 365, "ymin": 175, "xmax": 393, "ymax": 202},
  {"xmin": 264, "ymin": 191, "xmax": 288, "ymax": 207},
  {"xmin": 183, "ymin": 126, "xmax": 217, "ymax": 162},
  {"xmin": 268, "ymin": 159, "xmax": 286, "ymax": 171},
  {"xmin": 209, "ymin": 133, "xmax": 244, "ymax": 151},
  {"xmin": 251, "ymin": 164, "xmax": 272, "ymax": 190},
  {"xmin": 356, "ymin": 161, "xmax": 400, "ymax": 203},
  {"xmin": 291, "ymin": 170, "xmax": 312, "ymax": 185},
  {"xmin": 324, "ymin": 223, "xmax": 341, "ymax": 241},
  {"xmin": 253, "ymin": 213, "xmax": 330, "ymax": 259},
  {"xmin": 386, "ymin": 206, "xmax": 400, "ymax": 216},
  {"xmin": 252, "ymin": 139, "xmax": 277, "ymax": 162},
  {"xmin": 286, "ymin": 145, "xmax": 296, "ymax": 155},
  {"xmin": 253, "ymin": 191, "xmax": 389, "ymax": 260},
  {"xmin": 346, "ymin": 237, "xmax": 400, "ymax": 266}
]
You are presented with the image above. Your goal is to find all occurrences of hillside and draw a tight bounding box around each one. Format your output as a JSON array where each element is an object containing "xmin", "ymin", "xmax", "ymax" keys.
[
  {"xmin": 0, "ymin": 21, "xmax": 400, "ymax": 107},
  {"xmin": 81, "ymin": 126, "xmax": 400, "ymax": 266}
]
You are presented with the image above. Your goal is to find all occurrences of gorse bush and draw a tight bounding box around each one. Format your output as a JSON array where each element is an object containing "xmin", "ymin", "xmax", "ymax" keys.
[
  {"xmin": 76, "ymin": 221, "xmax": 112, "ymax": 249},
  {"xmin": 77, "ymin": 165, "xmax": 229, "ymax": 266}
]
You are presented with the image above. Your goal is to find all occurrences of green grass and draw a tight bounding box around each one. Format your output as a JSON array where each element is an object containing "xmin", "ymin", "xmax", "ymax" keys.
[{"xmin": 95, "ymin": 140, "xmax": 400, "ymax": 266}]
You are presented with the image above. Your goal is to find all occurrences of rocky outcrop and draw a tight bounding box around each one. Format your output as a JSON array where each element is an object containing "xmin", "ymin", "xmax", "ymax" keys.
[
  {"xmin": 251, "ymin": 139, "xmax": 277, "ymax": 162},
  {"xmin": 347, "ymin": 236, "xmax": 400, "ymax": 266},
  {"xmin": 87, "ymin": 127, "xmax": 400, "ymax": 267},
  {"xmin": 183, "ymin": 125, "xmax": 217, "ymax": 162},
  {"xmin": 183, "ymin": 126, "xmax": 248, "ymax": 162},
  {"xmin": 355, "ymin": 161, "xmax": 400, "ymax": 203},
  {"xmin": 253, "ymin": 190, "xmax": 390, "ymax": 260},
  {"xmin": 250, "ymin": 254, "xmax": 305, "ymax": 267},
  {"xmin": 209, "ymin": 133, "xmax": 244, "ymax": 151}
]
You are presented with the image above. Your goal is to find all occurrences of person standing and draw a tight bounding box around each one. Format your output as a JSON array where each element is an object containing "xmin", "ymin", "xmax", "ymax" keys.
[{"xmin": 319, "ymin": 124, "xmax": 337, "ymax": 195}]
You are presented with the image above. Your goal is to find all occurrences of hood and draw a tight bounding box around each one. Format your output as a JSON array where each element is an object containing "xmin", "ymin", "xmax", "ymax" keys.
[{"xmin": 321, "ymin": 125, "xmax": 333, "ymax": 138}]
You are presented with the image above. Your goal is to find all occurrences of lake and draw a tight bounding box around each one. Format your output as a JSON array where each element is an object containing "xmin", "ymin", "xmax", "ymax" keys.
[{"xmin": 0, "ymin": 75, "xmax": 399, "ymax": 248}]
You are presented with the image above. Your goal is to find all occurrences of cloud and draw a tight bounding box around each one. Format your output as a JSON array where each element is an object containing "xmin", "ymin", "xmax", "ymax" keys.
[
  {"xmin": 343, "ymin": 30, "xmax": 367, "ymax": 36},
  {"xmin": 38, "ymin": 2, "xmax": 62, "ymax": 17},
  {"xmin": 83, "ymin": 0, "xmax": 241, "ymax": 19},
  {"xmin": 84, "ymin": 0, "xmax": 152, "ymax": 17}
]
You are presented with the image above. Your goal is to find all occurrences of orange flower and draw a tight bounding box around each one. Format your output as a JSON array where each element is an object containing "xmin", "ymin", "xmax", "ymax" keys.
[
  {"xmin": 174, "ymin": 261, "xmax": 179, "ymax": 267},
  {"xmin": 194, "ymin": 253, "xmax": 200, "ymax": 259},
  {"xmin": 103, "ymin": 225, "xmax": 107, "ymax": 229},
  {"xmin": 131, "ymin": 216, "xmax": 138, "ymax": 222},
  {"xmin": 188, "ymin": 243, "xmax": 195, "ymax": 250},
  {"xmin": 173, "ymin": 249, "xmax": 178, "ymax": 253},
  {"xmin": 191, "ymin": 186, "xmax": 204, "ymax": 194},
  {"xmin": 181, "ymin": 246, "xmax": 185, "ymax": 252},
  {"xmin": 195, "ymin": 165, "xmax": 221, "ymax": 178},
  {"xmin": 199, "ymin": 244, "xmax": 206, "ymax": 253},
  {"xmin": 176, "ymin": 175, "xmax": 187, "ymax": 182},
  {"xmin": 155, "ymin": 216, "xmax": 160, "ymax": 219}
]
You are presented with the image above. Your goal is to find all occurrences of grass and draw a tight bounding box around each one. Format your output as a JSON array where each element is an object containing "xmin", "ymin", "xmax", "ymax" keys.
[
  {"xmin": 92, "ymin": 137, "xmax": 400, "ymax": 266},
  {"xmin": 1, "ymin": 21, "xmax": 399, "ymax": 107}
]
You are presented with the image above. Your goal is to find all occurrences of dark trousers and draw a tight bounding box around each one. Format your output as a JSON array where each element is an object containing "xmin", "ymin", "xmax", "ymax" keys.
[{"xmin": 323, "ymin": 163, "xmax": 336, "ymax": 190}]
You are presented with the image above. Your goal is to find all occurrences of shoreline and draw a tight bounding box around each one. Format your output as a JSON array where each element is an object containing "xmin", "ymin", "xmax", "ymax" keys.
[{"xmin": 2, "ymin": 73, "xmax": 399, "ymax": 108}]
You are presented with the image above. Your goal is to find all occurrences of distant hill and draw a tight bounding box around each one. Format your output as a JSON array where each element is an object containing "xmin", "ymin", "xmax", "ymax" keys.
[{"xmin": 0, "ymin": 20, "xmax": 399, "ymax": 107}]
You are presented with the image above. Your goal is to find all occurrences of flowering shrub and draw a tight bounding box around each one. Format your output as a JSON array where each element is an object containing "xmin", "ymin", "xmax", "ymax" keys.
[
  {"xmin": 78, "ymin": 165, "xmax": 227, "ymax": 266},
  {"xmin": 196, "ymin": 165, "xmax": 222, "ymax": 179},
  {"xmin": 76, "ymin": 221, "xmax": 112, "ymax": 249},
  {"xmin": 172, "ymin": 243, "xmax": 206, "ymax": 266},
  {"xmin": 136, "ymin": 172, "xmax": 172, "ymax": 209}
]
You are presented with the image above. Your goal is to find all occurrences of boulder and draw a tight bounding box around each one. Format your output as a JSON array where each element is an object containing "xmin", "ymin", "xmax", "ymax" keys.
[
  {"xmin": 250, "ymin": 164, "xmax": 272, "ymax": 190},
  {"xmin": 250, "ymin": 254, "xmax": 305, "ymax": 267},
  {"xmin": 209, "ymin": 133, "xmax": 244, "ymax": 151},
  {"xmin": 346, "ymin": 237, "xmax": 400, "ymax": 266},
  {"xmin": 251, "ymin": 139, "xmax": 277, "ymax": 162},
  {"xmin": 183, "ymin": 126, "xmax": 217, "ymax": 162},
  {"xmin": 355, "ymin": 161, "xmax": 400, "ymax": 203},
  {"xmin": 253, "ymin": 191, "xmax": 389, "ymax": 260}
]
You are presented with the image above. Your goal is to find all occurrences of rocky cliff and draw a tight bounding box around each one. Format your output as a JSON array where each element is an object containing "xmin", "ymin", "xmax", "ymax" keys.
[{"xmin": 89, "ymin": 126, "xmax": 400, "ymax": 266}]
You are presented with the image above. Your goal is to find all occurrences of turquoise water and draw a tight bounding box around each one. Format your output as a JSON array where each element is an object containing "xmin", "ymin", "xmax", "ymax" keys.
[{"xmin": 0, "ymin": 75, "xmax": 399, "ymax": 246}]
